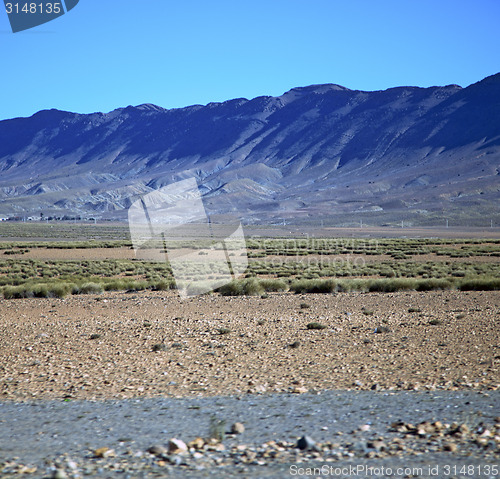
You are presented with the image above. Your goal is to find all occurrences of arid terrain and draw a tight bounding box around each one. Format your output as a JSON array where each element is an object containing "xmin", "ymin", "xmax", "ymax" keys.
[
  {"xmin": 0, "ymin": 289, "xmax": 499, "ymax": 401},
  {"xmin": 0, "ymin": 227, "xmax": 499, "ymax": 478}
]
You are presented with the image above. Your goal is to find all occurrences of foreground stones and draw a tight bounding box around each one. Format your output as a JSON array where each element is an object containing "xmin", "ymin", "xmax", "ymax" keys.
[{"xmin": 2, "ymin": 419, "xmax": 498, "ymax": 477}]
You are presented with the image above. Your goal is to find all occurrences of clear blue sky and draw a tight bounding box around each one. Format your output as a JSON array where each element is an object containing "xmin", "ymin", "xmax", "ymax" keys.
[{"xmin": 1, "ymin": 0, "xmax": 499, "ymax": 120}]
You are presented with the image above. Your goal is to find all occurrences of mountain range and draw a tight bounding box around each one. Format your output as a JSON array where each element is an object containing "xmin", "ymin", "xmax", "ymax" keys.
[{"xmin": 1, "ymin": 73, "xmax": 499, "ymax": 226}]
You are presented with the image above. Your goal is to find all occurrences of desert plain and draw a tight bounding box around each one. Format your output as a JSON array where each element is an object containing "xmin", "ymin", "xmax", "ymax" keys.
[{"xmin": 0, "ymin": 224, "xmax": 499, "ymax": 478}]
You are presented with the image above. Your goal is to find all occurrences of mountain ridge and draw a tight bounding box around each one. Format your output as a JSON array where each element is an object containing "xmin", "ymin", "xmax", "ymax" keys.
[{"xmin": 1, "ymin": 74, "xmax": 499, "ymax": 226}]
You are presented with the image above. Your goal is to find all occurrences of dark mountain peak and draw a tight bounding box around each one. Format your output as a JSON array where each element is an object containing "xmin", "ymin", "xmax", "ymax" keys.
[
  {"xmin": 463, "ymin": 72, "xmax": 500, "ymax": 96},
  {"xmin": 135, "ymin": 103, "xmax": 166, "ymax": 113},
  {"xmin": 468, "ymin": 72, "xmax": 500, "ymax": 87},
  {"xmin": 283, "ymin": 83, "xmax": 350, "ymax": 97},
  {"xmin": 30, "ymin": 108, "xmax": 74, "ymax": 121}
]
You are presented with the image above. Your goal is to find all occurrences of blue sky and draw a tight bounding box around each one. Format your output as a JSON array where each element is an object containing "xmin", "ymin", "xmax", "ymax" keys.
[{"xmin": 1, "ymin": 0, "xmax": 499, "ymax": 120}]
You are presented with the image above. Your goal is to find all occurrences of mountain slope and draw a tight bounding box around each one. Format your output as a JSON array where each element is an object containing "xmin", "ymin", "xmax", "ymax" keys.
[{"xmin": 0, "ymin": 74, "xmax": 499, "ymax": 225}]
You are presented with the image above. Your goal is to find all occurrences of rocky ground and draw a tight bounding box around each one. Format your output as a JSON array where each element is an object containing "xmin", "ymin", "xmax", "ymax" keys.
[
  {"xmin": 0, "ymin": 290, "xmax": 499, "ymax": 400},
  {"xmin": 1, "ymin": 391, "xmax": 499, "ymax": 478},
  {"xmin": 0, "ymin": 290, "xmax": 499, "ymax": 478}
]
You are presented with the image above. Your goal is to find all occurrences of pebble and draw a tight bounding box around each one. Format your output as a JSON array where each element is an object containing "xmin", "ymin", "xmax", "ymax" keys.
[
  {"xmin": 369, "ymin": 440, "xmax": 386, "ymax": 451},
  {"xmin": 188, "ymin": 437, "xmax": 205, "ymax": 450},
  {"xmin": 147, "ymin": 445, "xmax": 168, "ymax": 456},
  {"xmin": 168, "ymin": 438, "xmax": 188, "ymax": 454},
  {"xmin": 231, "ymin": 422, "xmax": 245, "ymax": 434},
  {"xmin": 444, "ymin": 442, "xmax": 458, "ymax": 452},
  {"xmin": 296, "ymin": 435, "xmax": 316, "ymax": 451},
  {"xmin": 2, "ymin": 413, "xmax": 496, "ymax": 477},
  {"xmin": 52, "ymin": 469, "xmax": 68, "ymax": 479},
  {"xmin": 94, "ymin": 447, "xmax": 115, "ymax": 458}
]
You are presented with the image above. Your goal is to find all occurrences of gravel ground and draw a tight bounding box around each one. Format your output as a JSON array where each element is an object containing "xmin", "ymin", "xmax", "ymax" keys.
[
  {"xmin": 1, "ymin": 390, "xmax": 499, "ymax": 478},
  {"xmin": 1, "ymin": 290, "xmax": 499, "ymax": 401}
]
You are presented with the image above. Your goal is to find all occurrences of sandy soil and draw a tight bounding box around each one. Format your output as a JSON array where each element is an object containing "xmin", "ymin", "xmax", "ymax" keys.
[{"xmin": 1, "ymin": 290, "xmax": 498, "ymax": 402}]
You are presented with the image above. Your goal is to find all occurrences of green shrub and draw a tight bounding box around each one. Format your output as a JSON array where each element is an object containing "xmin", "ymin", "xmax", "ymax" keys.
[
  {"xmin": 217, "ymin": 327, "xmax": 231, "ymax": 335},
  {"xmin": 459, "ymin": 277, "xmax": 500, "ymax": 291},
  {"xmin": 78, "ymin": 282, "xmax": 104, "ymax": 294},
  {"xmin": 336, "ymin": 279, "xmax": 369, "ymax": 293},
  {"xmin": 290, "ymin": 279, "xmax": 336, "ymax": 294},
  {"xmin": 152, "ymin": 343, "xmax": 168, "ymax": 352},
  {"xmin": 2, "ymin": 285, "xmax": 28, "ymax": 299},
  {"xmin": 415, "ymin": 278, "xmax": 453, "ymax": 291},
  {"xmin": 368, "ymin": 278, "xmax": 417, "ymax": 292},
  {"xmin": 217, "ymin": 278, "xmax": 264, "ymax": 296},
  {"xmin": 49, "ymin": 282, "xmax": 73, "ymax": 298},
  {"xmin": 102, "ymin": 279, "xmax": 128, "ymax": 291},
  {"xmin": 152, "ymin": 279, "xmax": 175, "ymax": 291},
  {"xmin": 258, "ymin": 278, "xmax": 288, "ymax": 292},
  {"xmin": 306, "ymin": 322, "xmax": 327, "ymax": 330},
  {"xmin": 208, "ymin": 416, "xmax": 226, "ymax": 442}
]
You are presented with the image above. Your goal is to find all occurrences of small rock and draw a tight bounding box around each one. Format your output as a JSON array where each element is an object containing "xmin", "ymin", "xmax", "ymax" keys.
[
  {"xmin": 443, "ymin": 442, "xmax": 457, "ymax": 452},
  {"xmin": 350, "ymin": 440, "xmax": 369, "ymax": 454},
  {"xmin": 390, "ymin": 420, "xmax": 407, "ymax": 432},
  {"xmin": 147, "ymin": 445, "xmax": 168, "ymax": 456},
  {"xmin": 433, "ymin": 421, "xmax": 445, "ymax": 431},
  {"xmin": 231, "ymin": 422, "xmax": 245, "ymax": 434},
  {"xmin": 292, "ymin": 386, "xmax": 309, "ymax": 394},
  {"xmin": 188, "ymin": 437, "xmax": 205, "ymax": 450},
  {"xmin": 168, "ymin": 455, "xmax": 183, "ymax": 466},
  {"xmin": 359, "ymin": 424, "xmax": 371, "ymax": 432},
  {"xmin": 17, "ymin": 466, "xmax": 37, "ymax": 474},
  {"xmin": 475, "ymin": 437, "xmax": 489, "ymax": 447},
  {"xmin": 168, "ymin": 438, "xmax": 188, "ymax": 454},
  {"xmin": 94, "ymin": 447, "xmax": 115, "ymax": 458},
  {"xmin": 296, "ymin": 435, "xmax": 316, "ymax": 451},
  {"xmin": 371, "ymin": 383, "xmax": 381, "ymax": 391},
  {"xmin": 374, "ymin": 326, "xmax": 390, "ymax": 334},
  {"xmin": 53, "ymin": 470, "xmax": 68, "ymax": 479},
  {"xmin": 368, "ymin": 440, "xmax": 386, "ymax": 452}
]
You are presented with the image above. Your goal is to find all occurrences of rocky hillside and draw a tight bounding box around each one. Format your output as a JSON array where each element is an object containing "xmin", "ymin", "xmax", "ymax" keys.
[{"xmin": 0, "ymin": 73, "xmax": 499, "ymax": 226}]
